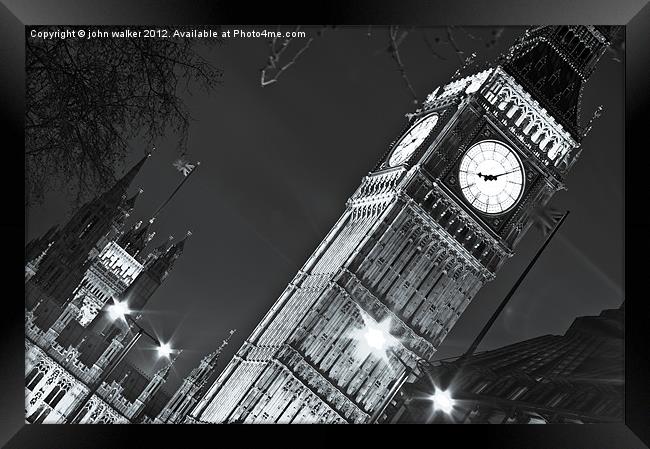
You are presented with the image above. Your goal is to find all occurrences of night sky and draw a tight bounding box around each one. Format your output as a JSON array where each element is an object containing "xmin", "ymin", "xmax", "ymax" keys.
[{"xmin": 26, "ymin": 26, "xmax": 624, "ymax": 392}]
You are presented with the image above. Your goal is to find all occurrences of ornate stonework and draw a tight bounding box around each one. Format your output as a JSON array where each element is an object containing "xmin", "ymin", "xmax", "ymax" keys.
[{"xmin": 188, "ymin": 26, "xmax": 615, "ymax": 424}]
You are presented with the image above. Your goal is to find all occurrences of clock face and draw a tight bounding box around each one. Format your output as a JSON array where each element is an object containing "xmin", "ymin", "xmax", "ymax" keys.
[
  {"xmin": 389, "ymin": 114, "xmax": 439, "ymax": 167},
  {"xmin": 458, "ymin": 140, "xmax": 524, "ymax": 214}
]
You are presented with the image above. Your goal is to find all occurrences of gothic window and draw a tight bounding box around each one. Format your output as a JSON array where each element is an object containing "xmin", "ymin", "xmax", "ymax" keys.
[
  {"xmin": 547, "ymin": 392, "xmax": 568, "ymax": 408},
  {"xmin": 72, "ymin": 403, "xmax": 93, "ymax": 424},
  {"xmin": 548, "ymin": 68, "xmax": 561, "ymax": 86},
  {"xmin": 551, "ymin": 91, "xmax": 564, "ymax": 105},
  {"xmin": 26, "ymin": 362, "xmax": 48, "ymax": 390},
  {"xmin": 90, "ymin": 403, "xmax": 104, "ymax": 422},
  {"xmin": 99, "ymin": 413, "xmax": 115, "ymax": 424},
  {"xmin": 26, "ymin": 370, "xmax": 45, "ymax": 391},
  {"xmin": 557, "ymin": 26, "xmax": 570, "ymax": 43},
  {"xmin": 561, "ymin": 82, "xmax": 576, "ymax": 99},
  {"xmin": 28, "ymin": 404, "xmax": 51, "ymax": 424},
  {"xmin": 520, "ymin": 61, "xmax": 533, "ymax": 76},
  {"xmin": 507, "ymin": 385, "xmax": 529, "ymax": 401},
  {"xmin": 44, "ymin": 379, "xmax": 70, "ymax": 409},
  {"xmin": 496, "ymin": 89, "xmax": 511, "ymax": 110}
]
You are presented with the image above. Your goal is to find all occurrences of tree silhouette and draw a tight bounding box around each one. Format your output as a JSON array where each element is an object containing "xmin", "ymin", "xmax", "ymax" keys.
[
  {"xmin": 26, "ymin": 26, "xmax": 222, "ymax": 207},
  {"xmin": 258, "ymin": 26, "xmax": 507, "ymax": 102}
]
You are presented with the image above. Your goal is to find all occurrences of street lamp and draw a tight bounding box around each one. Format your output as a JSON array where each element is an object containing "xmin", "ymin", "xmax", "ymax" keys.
[
  {"xmin": 364, "ymin": 327, "xmax": 388, "ymax": 351},
  {"xmin": 67, "ymin": 309, "xmax": 177, "ymax": 423},
  {"xmin": 107, "ymin": 299, "xmax": 130, "ymax": 321},
  {"xmin": 430, "ymin": 387, "xmax": 455, "ymax": 415},
  {"xmin": 351, "ymin": 310, "xmax": 401, "ymax": 364},
  {"xmin": 354, "ymin": 311, "xmax": 450, "ymax": 423},
  {"xmin": 157, "ymin": 341, "xmax": 173, "ymax": 359},
  {"xmin": 352, "ymin": 310, "xmax": 424, "ymax": 423}
]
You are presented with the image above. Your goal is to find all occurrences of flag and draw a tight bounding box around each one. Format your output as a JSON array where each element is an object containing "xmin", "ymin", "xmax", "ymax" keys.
[
  {"xmin": 173, "ymin": 158, "xmax": 197, "ymax": 177},
  {"xmin": 531, "ymin": 205, "xmax": 565, "ymax": 237}
]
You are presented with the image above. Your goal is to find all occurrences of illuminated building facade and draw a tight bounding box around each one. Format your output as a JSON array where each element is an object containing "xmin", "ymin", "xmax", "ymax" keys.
[
  {"xmin": 188, "ymin": 26, "xmax": 620, "ymax": 424},
  {"xmin": 24, "ymin": 154, "xmax": 191, "ymax": 423}
]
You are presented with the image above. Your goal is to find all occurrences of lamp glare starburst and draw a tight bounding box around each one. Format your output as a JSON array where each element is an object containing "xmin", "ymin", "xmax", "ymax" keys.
[
  {"xmin": 157, "ymin": 342, "xmax": 173, "ymax": 359},
  {"xmin": 349, "ymin": 309, "xmax": 400, "ymax": 365},
  {"xmin": 430, "ymin": 387, "xmax": 455, "ymax": 415},
  {"xmin": 107, "ymin": 299, "xmax": 130, "ymax": 322}
]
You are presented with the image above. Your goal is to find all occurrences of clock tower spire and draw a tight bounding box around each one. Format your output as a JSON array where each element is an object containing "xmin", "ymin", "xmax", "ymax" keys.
[{"xmin": 500, "ymin": 26, "xmax": 621, "ymax": 140}]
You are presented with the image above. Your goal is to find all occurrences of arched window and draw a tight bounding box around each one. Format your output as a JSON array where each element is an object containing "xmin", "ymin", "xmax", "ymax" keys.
[
  {"xmin": 44, "ymin": 379, "xmax": 70, "ymax": 408},
  {"xmin": 43, "ymin": 385, "xmax": 61, "ymax": 406},
  {"xmin": 27, "ymin": 404, "xmax": 51, "ymax": 424},
  {"xmin": 26, "ymin": 371, "xmax": 44, "ymax": 391},
  {"xmin": 26, "ymin": 361, "xmax": 48, "ymax": 390},
  {"xmin": 72, "ymin": 402, "xmax": 92, "ymax": 424},
  {"xmin": 99, "ymin": 413, "xmax": 114, "ymax": 424}
]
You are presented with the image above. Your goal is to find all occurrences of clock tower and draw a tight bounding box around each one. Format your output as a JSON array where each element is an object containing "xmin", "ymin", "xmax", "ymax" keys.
[{"xmin": 189, "ymin": 26, "xmax": 619, "ymax": 424}]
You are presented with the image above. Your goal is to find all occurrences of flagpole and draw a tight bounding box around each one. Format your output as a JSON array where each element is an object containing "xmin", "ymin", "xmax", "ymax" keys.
[
  {"xmin": 150, "ymin": 162, "xmax": 200, "ymax": 221},
  {"xmin": 458, "ymin": 210, "xmax": 570, "ymax": 362}
]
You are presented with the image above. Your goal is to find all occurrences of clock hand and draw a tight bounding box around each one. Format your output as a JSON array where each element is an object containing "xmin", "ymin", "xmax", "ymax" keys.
[
  {"xmin": 493, "ymin": 169, "xmax": 520, "ymax": 178},
  {"xmin": 476, "ymin": 172, "xmax": 498, "ymax": 181},
  {"xmin": 476, "ymin": 169, "xmax": 519, "ymax": 181},
  {"xmin": 397, "ymin": 133, "xmax": 413, "ymax": 149},
  {"xmin": 405, "ymin": 133, "xmax": 419, "ymax": 145}
]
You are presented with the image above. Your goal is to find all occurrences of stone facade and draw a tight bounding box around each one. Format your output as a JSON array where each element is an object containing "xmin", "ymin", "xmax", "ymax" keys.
[
  {"xmin": 188, "ymin": 26, "xmax": 618, "ymax": 424},
  {"xmin": 24, "ymin": 155, "xmax": 187, "ymax": 424}
]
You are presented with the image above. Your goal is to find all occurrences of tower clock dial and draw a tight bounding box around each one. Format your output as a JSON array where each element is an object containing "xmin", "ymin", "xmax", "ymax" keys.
[
  {"xmin": 389, "ymin": 114, "xmax": 439, "ymax": 167},
  {"xmin": 458, "ymin": 140, "xmax": 524, "ymax": 214}
]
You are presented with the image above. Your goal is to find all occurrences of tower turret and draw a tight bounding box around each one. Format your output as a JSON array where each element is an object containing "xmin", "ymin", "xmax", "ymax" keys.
[
  {"xmin": 25, "ymin": 224, "xmax": 59, "ymax": 264},
  {"xmin": 92, "ymin": 329, "xmax": 128, "ymax": 375},
  {"xmin": 107, "ymin": 188, "xmax": 145, "ymax": 244},
  {"xmin": 156, "ymin": 330, "xmax": 236, "ymax": 423},
  {"xmin": 121, "ymin": 188, "xmax": 144, "ymax": 218},
  {"xmin": 117, "ymin": 219, "xmax": 156, "ymax": 260},
  {"xmin": 26, "ymin": 153, "xmax": 151, "ymax": 308},
  {"xmin": 109, "ymin": 231, "xmax": 190, "ymax": 315},
  {"xmin": 144, "ymin": 235, "xmax": 174, "ymax": 269},
  {"xmin": 130, "ymin": 352, "xmax": 180, "ymax": 420},
  {"xmin": 147, "ymin": 231, "xmax": 191, "ymax": 284}
]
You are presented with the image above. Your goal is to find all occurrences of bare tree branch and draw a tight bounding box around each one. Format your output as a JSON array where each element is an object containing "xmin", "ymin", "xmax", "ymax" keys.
[
  {"xmin": 422, "ymin": 31, "xmax": 447, "ymax": 61},
  {"xmin": 388, "ymin": 26, "xmax": 418, "ymax": 104},
  {"xmin": 446, "ymin": 26, "xmax": 465, "ymax": 63},
  {"xmin": 458, "ymin": 27, "xmax": 482, "ymax": 41},
  {"xmin": 25, "ymin": 26, "xmax": 222, "ymax": 208},
  {"xmin": 260, "ymin": 26, "xmax": 325, "ymax": 86},
  {"xmin": 485, "ymin": 28, "xmax": 505, "ymax": 49}
]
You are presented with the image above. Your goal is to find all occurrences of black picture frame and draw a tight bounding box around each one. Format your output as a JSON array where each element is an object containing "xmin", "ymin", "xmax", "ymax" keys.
[{"xmin": 3, "ymin": 1, "xmax": 647, "ymax": 447}]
